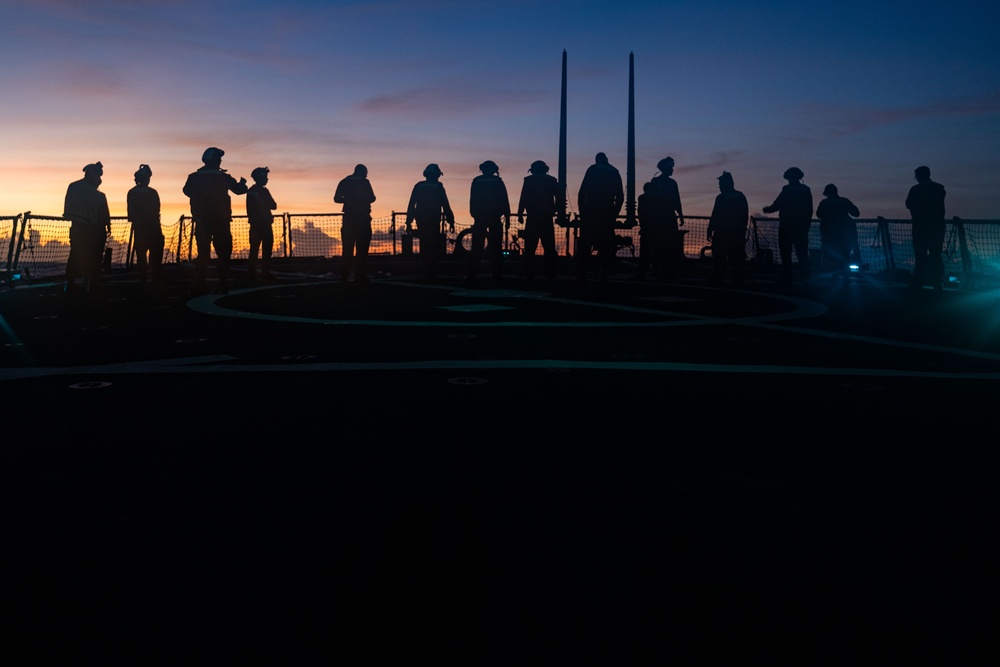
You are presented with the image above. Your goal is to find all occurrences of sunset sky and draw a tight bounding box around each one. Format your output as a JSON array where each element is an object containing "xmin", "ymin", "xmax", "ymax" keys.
[{"xmin": 2, "ymin": 0, "xmax": 999, "ymax": 225}]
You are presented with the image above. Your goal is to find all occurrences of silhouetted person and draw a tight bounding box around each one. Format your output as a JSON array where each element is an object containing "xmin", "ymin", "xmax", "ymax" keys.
[
  {"xmin": 63, "ymin": 162, "xmax": 110, "ymax": 292},
  {"xmin": 763, "ymin": 167, "xmax": 813, "ymax": 285},
  {"xmin": 406, "ymin": 164, "xmax": 455, "ymax": 281},
  {"xmin": 636, "ymin": 182, "xmax": 662, "ymax": 280},
  {"xmin": 815, "ymin": 183, "xmax": 860, "ymax": 280},
  {"xmin": 576, "ymin": 152, "xmax": 624, "ymax": 283},
  {"xmin": 246, "ymin": 166, "xmax": 277, "ymax": 284},
  {"xmin": 517, "ymin": 160, "xmax": 560, "ymax": 281},
  {"xmin": 466, "ymin": 160, "xmax": 510, "ymax": 282},
  {"xmin": 183, "ymin": 147, "xmax": 248, "ymax": 294},
  {"xmin": 127, "ymin": 163, "xmax": 164, "ymax": 284},
  {"xmin": 638, "ymin": 156, "xmax": 686, "ymax": 281},
  {"xmin": 905, "ymin": 165, "xmax": 947, "ymax": 290},
  {"xmin": 706, "ymin": 171, "xmax": 749, "ymax": 286},
  {"xmin": 335, "ymin": 164, "xmax": 377, "ymax": 283}
]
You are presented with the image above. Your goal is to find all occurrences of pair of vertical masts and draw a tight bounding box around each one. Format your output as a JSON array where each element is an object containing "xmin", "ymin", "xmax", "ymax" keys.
[{"xmin": 557, "ymin": 50, "xmax": 636, "ymax": 228}]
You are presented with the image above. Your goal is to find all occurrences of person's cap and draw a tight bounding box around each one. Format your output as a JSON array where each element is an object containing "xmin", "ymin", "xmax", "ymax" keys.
[
  {"xmin": 718, "ymin": 171, "xmax": 734, "ymax": 184},
  {"xmin": 783, "ymin": 167, "xmax": 804, "ymax": 180},
  {"xmin": 83, "ymin": 162, "xmax": 103, "ymax": 173},
  {"xmin": 202, "ymin": 147, "xmax": 225, "ymax": 163},
  {"xmin": 529, "ymin": 160, "xmax": 549, "ymax": 174},
  {"xmin": 251, "ymin": 166, "xmax": 269, "ymax": 181}
]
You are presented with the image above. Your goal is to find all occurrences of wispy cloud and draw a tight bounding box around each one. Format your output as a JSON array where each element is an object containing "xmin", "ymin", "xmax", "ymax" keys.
[
  {"xmin": 358, "ymin": 82, "xmax": 546, "ymax": 118},
  {"xmin": 805, "ymin": 90, "xmax": 1000, "ymax": 141},
  {"xmin": 681, "ymin": 151, "xmax": 749, "ymax": 174}
]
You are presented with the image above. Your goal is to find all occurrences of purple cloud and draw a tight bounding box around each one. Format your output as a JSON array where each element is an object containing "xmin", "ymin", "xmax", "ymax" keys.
[{"xmin": 806, "ymin": 90, "xmax": 1000, "ymax": 140}]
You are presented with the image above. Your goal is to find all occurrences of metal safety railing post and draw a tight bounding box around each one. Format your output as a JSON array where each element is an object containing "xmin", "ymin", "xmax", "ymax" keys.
[
  {"xmin": 953, "ymin": 217, "xmax": 972, "ymax": 275},
  {"xmin": 876, "ymin": 216, "xmax": 895, "ymax": 272},
  {"xmin": 175, "ymin": 215, "xmax": 185, "ymax": 263},
  {"xmin": 12, "ymin": 211, "xmax": 32, "ymax": 273},
  {"xmin": 282, "ymin": 212, "xmax": 290, "ymax": 258},
  {"xmin": 5, "ymin": 213, "xmax": 20, "ymax": 274},
  {"xmin": 391, "ymin": 211, "xmax": 397, "ymax": 255},
  {"xmin": 126, "ymin": 228, "xmax": 134, "ymax": 269}
]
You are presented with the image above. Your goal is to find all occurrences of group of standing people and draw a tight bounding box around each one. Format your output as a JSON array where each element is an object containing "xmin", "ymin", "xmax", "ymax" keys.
[
  {"xmin": 402, "ymin": 158, "xmax": 565, "ymax": 283},
  {"xmin": 61, "ymin": 148, "xmax": 949, "ymax": 292},
  {"xmin": 709, "ymin": 167, "xmax": 864, "ymax": 287},
  {"xmin": 706, "ymin": 165, "xmax": 946, "ymax": 289},
  {"xmin": 63, "ymin": 160, "xmax": 167, "ymax": 292}
]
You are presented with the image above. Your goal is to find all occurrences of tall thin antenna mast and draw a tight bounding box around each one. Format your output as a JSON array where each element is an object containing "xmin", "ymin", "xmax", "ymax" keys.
[
  {"xmin": 558, "ymin": 49, "xmax": 568, "ymax": 227},
  {"xmin": 625, "ymin": 51, "xmax": 636, "ymax": 227}
]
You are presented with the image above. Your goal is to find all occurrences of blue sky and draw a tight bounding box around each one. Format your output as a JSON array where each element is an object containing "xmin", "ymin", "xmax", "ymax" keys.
[{"xmin": 2, "ymin": 0, "xmax": 999, "ymax": 222}]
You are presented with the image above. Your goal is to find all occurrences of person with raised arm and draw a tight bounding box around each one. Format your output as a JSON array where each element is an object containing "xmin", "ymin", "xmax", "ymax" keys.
[
  {"xmin": 183, "ymin": 147, "xmax": 248, "ymax": 294},
  {"xmin": 763, "ymin": 167, "xmax": 813, "ymax": 286},
  {"xmin": 815, "ymin": 183, "xmax": 860, "ymax": 281}
]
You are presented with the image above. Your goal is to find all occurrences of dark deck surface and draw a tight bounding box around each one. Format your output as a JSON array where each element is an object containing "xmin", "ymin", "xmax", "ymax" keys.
[{"xmin": 4, "ymin": 256, "xmax": 998, "ymax": 663}]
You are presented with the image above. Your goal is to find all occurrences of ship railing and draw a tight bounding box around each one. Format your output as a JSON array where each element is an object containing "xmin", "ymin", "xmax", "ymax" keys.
[{"xmin": 4, "ymin": 211, "xmax": 1000, "ymax": 285}]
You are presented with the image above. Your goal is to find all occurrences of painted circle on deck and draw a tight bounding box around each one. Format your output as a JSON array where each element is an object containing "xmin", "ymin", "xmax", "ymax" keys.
[
  {"xmin": 69, "ymin": 381, "xmax": 112, "ymax": 389},
  {"xmin": 840, "ymin": 382, "xmax": 885, "ymax": 391},
  {"xmin": 447, "ymin": 377, "xmax": 489, "ymax": 385}
]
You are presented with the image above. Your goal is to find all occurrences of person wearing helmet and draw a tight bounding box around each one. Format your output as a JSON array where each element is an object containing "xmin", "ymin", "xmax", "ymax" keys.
[
  {"xmin": 815, "ymin": 183, "xmax": 860, "ymax": 281},
  {"xmin": 516, "ymin": 160, "xmax": 561, "ymax": 281},
  {"xmin": 182, "ymin": 147, "xmax": 248, "ymax": 293},
  {"xmin": 638, "ymin": 156, "xmax": 686, "ymax": 281},
  {"xmin": 905, "ymin": 166, "xmax": 947, "ymax": 290},
  {"xmin": 63, "ymin": 161, "xmax": 111, "ymax": 292},
  {"xmin": 334, "ymin": 164, "xmax": 377, "ymax": 283},
  {"xmin": 636, "ymin": 180, "xmax": 664, "ymax": 280},
  {"xmin": 246, "ymin": 166, "xmax": 277, "ymax": 284},
  {"xmin": 405, "ymin": 163, "xmax": 455, "ymax": 281},
  {"xmin": 576, "ymin": 152, "xmax": 624, "ymax": 283},
  {"xmin": 762, "ymin": 167, "xmax": 813, "ymax": 285},
  {"xmin": 466, "ymin": 160, "xmax": 511, "ymax": 282},
  {"xmin": 706, "ymin": 171, "xmax": 749, "ymax": 286},
  {"xmin": 127, "ymin": 164, "xmax": 164, "ymax": 283}
]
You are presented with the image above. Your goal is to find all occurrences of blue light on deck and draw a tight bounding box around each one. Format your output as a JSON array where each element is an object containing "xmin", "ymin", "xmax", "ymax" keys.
[{"xmin": 849, "ymin": 264, "xmax": 860, "ymax": 272}]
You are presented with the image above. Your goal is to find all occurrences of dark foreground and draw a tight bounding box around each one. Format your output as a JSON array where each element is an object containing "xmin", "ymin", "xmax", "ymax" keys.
[{"xmin": 3, "ymin": 256, "xmax": 998, "ymax": 664}]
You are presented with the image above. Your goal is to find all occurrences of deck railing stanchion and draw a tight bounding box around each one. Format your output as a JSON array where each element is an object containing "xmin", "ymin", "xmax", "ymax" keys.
[
  {"xmin": 954, "ymin": 216, "xmax": 972, "ymax": 284},
  {"xmin": 12, "ymin": 212, "xmax": 31, "ymax": 272},
  {"xmin": 877, "ymin": 216, "xmax": 895, "ymax": 272},
  {"xmin": 5, "ymin": 213, "xmax": 20, "ymax": 273}
]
